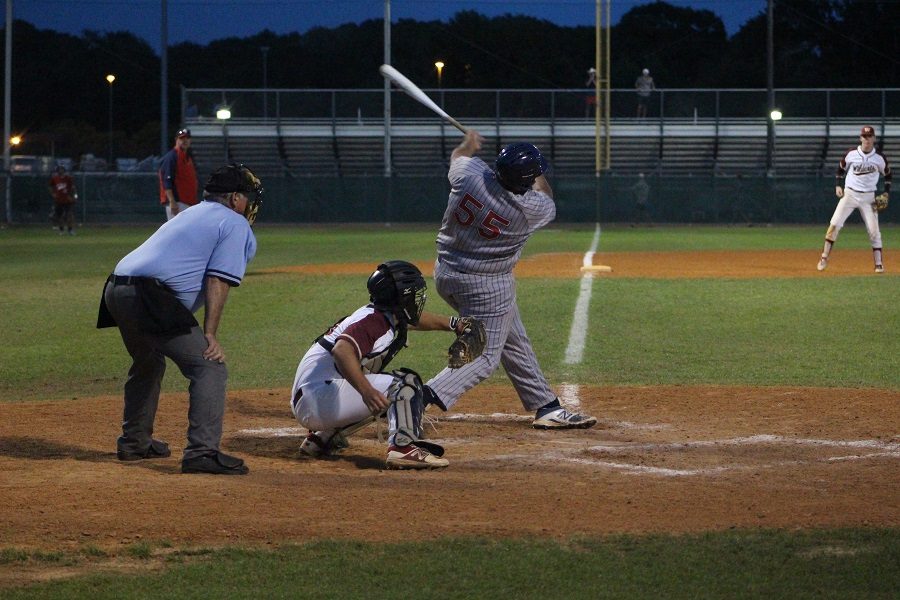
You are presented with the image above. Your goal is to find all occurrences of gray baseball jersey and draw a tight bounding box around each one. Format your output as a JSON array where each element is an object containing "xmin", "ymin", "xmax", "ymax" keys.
[
  {"xmin": 436, "ymin": 157, "xmax": 555, "ymax": 274},
  {"xmin": 427, "ymin": 156, "xmax": 556, "ymax": 411}
]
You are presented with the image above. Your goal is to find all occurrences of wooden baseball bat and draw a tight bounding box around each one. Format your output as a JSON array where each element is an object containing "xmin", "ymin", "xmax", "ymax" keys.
[{"xmin": 379, "ymin": 64, "xmax": 468, "ymax": 134}]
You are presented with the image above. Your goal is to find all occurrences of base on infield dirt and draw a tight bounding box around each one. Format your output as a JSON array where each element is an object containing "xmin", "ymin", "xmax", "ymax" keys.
[{"xmin": 580, "ymin": 265, "xmax": 612, "ymax": 273}]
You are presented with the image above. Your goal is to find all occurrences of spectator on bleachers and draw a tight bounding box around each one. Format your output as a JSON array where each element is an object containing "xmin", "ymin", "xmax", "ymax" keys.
[
  {"xmin": 585, "ymin": 67, "xmax": 597, "ymax": 118},
  {"xmin": 635, "ymin": 68, "xmax": 655, "ymax": 119}
]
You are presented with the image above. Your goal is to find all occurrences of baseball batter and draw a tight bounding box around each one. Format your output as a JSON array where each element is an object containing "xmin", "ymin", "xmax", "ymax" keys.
[
  {"xmin": 424, "ymin": 130, "xmax": 597, "ymax": 429},
  {"xmin": 291, "ymin": 261, "xmax": 480, "ymax": 470},
  {"xmin": 818, "ymin": 125, "xmax": 891, "ymax": 273}
]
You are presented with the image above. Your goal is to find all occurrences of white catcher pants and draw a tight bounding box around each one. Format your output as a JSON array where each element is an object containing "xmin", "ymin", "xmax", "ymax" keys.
[
  {"xmin": 292, "ymin": 369, "xmax": 395, "ymax": 432},
  {"xmin": 829, "ymin": 188, "xmax": 882, "ymax": 248}
]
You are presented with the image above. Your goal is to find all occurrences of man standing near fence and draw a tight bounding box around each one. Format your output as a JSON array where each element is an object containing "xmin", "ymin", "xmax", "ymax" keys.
[
  {"xmin": 48, "ymin": 164, "xmax": 77, "ymax": 235},
  {"xmin": 158, "ymin": 128, "xmax": 198, "ymax": 220}
]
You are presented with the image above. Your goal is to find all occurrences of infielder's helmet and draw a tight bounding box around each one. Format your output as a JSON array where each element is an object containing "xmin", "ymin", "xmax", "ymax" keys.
[
  {"xmin": 494, "ymin": 142, "xmax": 548, "ymax": 194},
  {"xmin": 204, "ymin": 163, "xmax": 264, "ymax": 225},
  {"xmin": 367, "ymin": 260, "xmax": 427, "ymax": 326}
]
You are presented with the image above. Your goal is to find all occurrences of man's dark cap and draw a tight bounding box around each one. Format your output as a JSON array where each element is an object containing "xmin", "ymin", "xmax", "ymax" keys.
[
  {"xmin": 204, "ymin": 163, "xmax": 260, "ymax": 195},
  {"xmin": 176, "ymin": 128, "xmax": 191, "ymax": 138}
]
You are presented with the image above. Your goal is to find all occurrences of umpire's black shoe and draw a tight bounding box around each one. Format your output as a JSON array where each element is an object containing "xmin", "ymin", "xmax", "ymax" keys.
[
  {"xmin": 181, "ymin": 452, "xmax": 249, "ymax": 475},
  {"xmin": 117, "ymin": 439, "xmax": 171, "ymax": 461}
]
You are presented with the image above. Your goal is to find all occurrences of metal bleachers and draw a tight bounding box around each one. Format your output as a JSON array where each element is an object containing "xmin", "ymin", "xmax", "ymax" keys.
[{"xmin": 186, "ymin": 118, "xmax": 899, "ymax": 178}]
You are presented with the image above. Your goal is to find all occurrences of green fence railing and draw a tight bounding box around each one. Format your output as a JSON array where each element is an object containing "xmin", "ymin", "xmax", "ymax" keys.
[{"xmin": 5, "ymin": 173, "xmax": 892, "ymax": 225}]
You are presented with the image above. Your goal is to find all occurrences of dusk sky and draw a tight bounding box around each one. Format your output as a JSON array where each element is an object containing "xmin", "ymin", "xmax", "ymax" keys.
[{"xmin": 17, "ymin": 1, "xmax": 765, "ymax": 51}]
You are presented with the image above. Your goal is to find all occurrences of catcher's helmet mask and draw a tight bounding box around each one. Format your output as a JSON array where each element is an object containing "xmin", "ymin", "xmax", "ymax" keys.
[
  {"xmin": 367, "ymin": 261, "xmax": 427, "ymax": 325},
  {"xmin": 203, "ymin": 163, "xmax": 264, "ymax": 225},
  {"xmin": 494, "ymin": 142, "xmax": 548, "ymax": 194}
]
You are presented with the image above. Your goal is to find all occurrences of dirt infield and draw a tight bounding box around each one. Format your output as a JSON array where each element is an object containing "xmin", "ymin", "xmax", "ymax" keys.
[
  {"xmin": 1, "ymin": 385, "xmax": 897, "ymax": 554},
  {"xmin": 260, "ymin": 249, "xmax": 891, "ymax": 278},
  {"xmin": 2, "ymin": 249, "xmax": 897, "ymax": 586}
]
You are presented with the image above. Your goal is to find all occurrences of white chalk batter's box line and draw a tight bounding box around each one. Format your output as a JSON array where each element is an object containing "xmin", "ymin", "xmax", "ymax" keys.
[
  {"xmin": 469, "ymin": 435, "xmax": 900, "ymax": 477},
  {"xmin": 233, "ymin": 411, "xmax": 671, "ymax": 435},
  {"xmin": 234, "ymin": 425, "xmax": 899, "ymax": 477}
]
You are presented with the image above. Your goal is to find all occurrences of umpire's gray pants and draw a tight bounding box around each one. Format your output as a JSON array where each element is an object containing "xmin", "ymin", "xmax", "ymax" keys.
[{"xmin": 104, "ymin": 283, "xmax": 227, "ymax": 461}]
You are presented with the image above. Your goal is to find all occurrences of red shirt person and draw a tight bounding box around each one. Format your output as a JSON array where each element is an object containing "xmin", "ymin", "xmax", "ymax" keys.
[
  {"xmin": 49, "ymin": 164, "xmax": 77, "ymax": 235},
  {"xmin": 158, "ymin": 128, "xmax": 198, "ymax": 220}
]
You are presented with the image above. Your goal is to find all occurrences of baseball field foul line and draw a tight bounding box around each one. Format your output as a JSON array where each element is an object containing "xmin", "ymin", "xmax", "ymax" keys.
[{"xmin": 563, "ymin": 223, "xmax": 601, "ymax": 365}]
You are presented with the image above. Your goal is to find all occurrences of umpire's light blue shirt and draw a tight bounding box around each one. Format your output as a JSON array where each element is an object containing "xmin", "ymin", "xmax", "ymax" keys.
[{"xmin": 115, "ymin": 200, "xmax": 257, "ymax": 312}]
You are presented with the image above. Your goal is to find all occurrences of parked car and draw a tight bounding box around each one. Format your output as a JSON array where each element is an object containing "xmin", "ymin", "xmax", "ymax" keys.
[
  {"xmin": 115, "ymin": 158, "xmax": 139, "ymax": 172},
  {"xmin": 10, "ymin": 155, "xmax": 38, "ymax": 172},
  {"xmin": 78, "ymin": 154, "xmax": 108, "ymax": 172}
]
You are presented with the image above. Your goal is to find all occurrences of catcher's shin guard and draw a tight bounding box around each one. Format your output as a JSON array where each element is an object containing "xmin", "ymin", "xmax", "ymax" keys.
[{"xmin": 386, "ymin": 368, "xmax": 444, "ymax": 457}]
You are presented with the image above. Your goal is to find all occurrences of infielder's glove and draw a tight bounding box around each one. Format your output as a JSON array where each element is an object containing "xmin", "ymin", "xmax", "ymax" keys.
[
  {"xmin": 448, "ymin": 316, "xmax": 487, "ymax": 369},
  {"xmin": 874, "ymin": 193, "xmax": 889, "ymax": 212}
]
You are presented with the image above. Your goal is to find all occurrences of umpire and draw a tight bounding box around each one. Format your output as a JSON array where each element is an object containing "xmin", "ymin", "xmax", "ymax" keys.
[{"xmin": 98, "ymin": 163, "xmax": 263, "ymax": 475}]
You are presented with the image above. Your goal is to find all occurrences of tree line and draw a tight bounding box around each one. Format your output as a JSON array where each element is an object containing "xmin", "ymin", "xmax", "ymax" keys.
[{"xmin": 2, "ymin": 0, "xmax": 897, "ymax": 161}]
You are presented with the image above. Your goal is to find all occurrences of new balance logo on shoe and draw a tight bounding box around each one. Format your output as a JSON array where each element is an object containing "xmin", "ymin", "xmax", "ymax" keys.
[
  {"xmin": 385, "ymin": 444, "xmax": 449, "ymax": 469},
  {"xmin": 532, "ymin": 407, "xmax": 598, "ymax": 430}
]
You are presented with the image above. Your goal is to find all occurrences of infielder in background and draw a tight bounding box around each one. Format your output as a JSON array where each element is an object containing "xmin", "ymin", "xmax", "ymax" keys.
[
  {"xmin": 158, "ymin": 128, "xmax": 198, "ymax": 220},
  {"xmin": 48, "ymin": 163, "xmax": 77, "ymax": 235},
  {"xmin": 292, "ymin": 261, "xmax": 477, "ymax": 469},
  {"xmin": 98, "ymin": 163, "xmax": 263, "ymax": 475},
  {"xmin": 425, "ymin": 130, "xmax": 597, "ymax": 429},
  {"xmin": 818, "ymin": 125, "xmax": 891, "ymax": 273}
]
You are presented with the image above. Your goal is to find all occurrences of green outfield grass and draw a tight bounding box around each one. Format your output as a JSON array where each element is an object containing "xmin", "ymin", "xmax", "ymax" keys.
[
  {"xmin": 0, "ymin": 224, "xmax": 896, "ymax": 401},
  {"xmin": 5, "ymin": 529, "xmax": 899, "ymax": 599},
  {"xmin": 1, "ymin": 224, "xmax": 897, "ymax": 596}
]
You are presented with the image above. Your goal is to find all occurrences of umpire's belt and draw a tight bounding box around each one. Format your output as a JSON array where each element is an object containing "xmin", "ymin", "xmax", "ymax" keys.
[{"xmin": 108, "ymin": 274, "xmax": 157, "ymax": 286}]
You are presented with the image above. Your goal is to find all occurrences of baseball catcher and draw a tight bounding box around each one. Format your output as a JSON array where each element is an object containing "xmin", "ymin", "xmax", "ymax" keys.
[{"xmin": 290, "ymin": 261, "xmax": 484, "ymax": 470}]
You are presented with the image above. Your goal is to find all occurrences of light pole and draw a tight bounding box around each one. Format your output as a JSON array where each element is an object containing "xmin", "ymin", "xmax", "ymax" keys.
[
  {"xmin": 768, "ymin": 108, "xmax": 782, "ymax": 221},
  {"xmin": 261, "ymin": 46, "xmax": 269, "ymax": 120},
  {"xmin": 434, "ymin": 61, "xmax": 444, "ymax": 89},
  {"xmin": 769, "ymin": 109, "xmax": 782, "ymax": 176},
  {"xmin": 106, "ymin": 74, "xmax": 115, "ymax": 170}
]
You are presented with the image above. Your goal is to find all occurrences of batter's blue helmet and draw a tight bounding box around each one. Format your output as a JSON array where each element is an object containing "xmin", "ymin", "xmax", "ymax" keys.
[{"xmin": 494, "ymin": 143, "xmax": 548, "ymax": 194}]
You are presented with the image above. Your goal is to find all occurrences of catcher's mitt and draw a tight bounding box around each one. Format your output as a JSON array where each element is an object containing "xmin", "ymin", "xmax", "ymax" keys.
[
  {"xmin": 448, "ymin": 316, "xmax": 486, "ymax": 369},
  {"xmin": 874, "ymin": 193, "xmax": 889, "ymax": 213}
]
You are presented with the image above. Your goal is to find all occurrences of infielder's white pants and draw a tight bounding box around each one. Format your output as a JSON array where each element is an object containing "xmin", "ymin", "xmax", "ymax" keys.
[{"xmin": 829, "ymin": 188, "xmax": 882, "ymax": 248}]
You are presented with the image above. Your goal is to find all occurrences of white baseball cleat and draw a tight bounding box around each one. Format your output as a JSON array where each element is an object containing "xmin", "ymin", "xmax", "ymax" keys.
[
  {"xmin": 533, "ymin": 407, "xmax": 598, "ymax": 430},
  {"xmin": 875, "ymin": 264, "xmax": 884, "ymax": 274},
  {"xmin": 385, "ymin": 444, "xmax": 449, "ymax": 469},
  {"xmin": 299, "ymin": 430, "xmax": 348, "ymax": 458},
  {"xmin": 817, "ymin": 257, "xmax": 828, "ymax": 271}
]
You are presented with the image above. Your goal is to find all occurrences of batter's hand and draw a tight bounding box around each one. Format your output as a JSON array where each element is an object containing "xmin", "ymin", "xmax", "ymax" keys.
[
  {"xmin": 452, "ymin": 130, "xmax": 484, "ymax": 161},
  {"xmin": 203, "ymin": 333, "xmax": 225, "ymax": 362},
  {"xmin": 835, "ymin": 186, "xmax": 844, "ymax": 198}
]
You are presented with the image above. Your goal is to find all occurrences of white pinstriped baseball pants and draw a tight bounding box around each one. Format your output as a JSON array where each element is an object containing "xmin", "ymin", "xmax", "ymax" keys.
[{"xmin": 425, "ymin": 260, "xmax": 555, "ymax": 412}]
